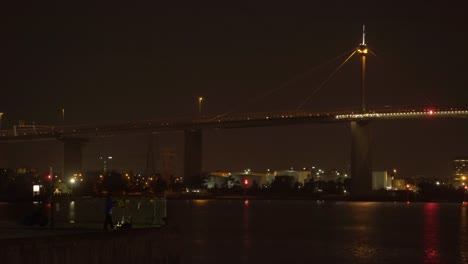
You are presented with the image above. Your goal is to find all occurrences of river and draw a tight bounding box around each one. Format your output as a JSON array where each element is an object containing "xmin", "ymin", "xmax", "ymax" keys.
[{"xmin": 1, "ymin": 199, "xmax": 467, "ymax": 263}]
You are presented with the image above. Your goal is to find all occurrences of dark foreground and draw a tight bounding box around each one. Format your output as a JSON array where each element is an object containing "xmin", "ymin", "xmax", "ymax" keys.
[
  {"xmin": 1, "ymin": 200, "xmax": 468, "ymax": 263},
  {"xmin": 0, "ymin": 227, "xmax": 179, "ymax": 264}
]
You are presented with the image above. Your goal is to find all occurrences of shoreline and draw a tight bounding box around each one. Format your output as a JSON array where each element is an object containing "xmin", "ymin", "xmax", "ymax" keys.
[{"xmin": 1, "ymin": 194, "xmax": 465, "ymax": 204}]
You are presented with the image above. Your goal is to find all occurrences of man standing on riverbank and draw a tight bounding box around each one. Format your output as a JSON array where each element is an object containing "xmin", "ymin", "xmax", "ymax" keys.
[{"xmin": 103, "ymin": 193, "xmax": 115, "ymax": 230}]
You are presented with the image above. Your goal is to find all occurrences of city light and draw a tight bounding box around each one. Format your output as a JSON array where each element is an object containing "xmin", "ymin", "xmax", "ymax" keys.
[
  {"xmin": 357, "ymin": 48, "xmax": 368, "ymax": 54},
  {"xmin": 335, "ymin": 109, "xmax": 468, "ymax": 120}
]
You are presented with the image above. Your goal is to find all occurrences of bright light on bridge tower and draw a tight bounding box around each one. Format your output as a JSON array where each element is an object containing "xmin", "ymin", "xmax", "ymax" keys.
[{"xmin": 357, "ymin": 25, "xmax": 368, "ymax": 113}]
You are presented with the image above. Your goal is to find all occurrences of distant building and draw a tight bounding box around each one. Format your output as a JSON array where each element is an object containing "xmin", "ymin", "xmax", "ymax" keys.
[
  {"xmin": 206, "ymin": 171, "xmax": 267, "ymax": 188},
  {"xmin": 372, "ymin": 171, "xmax": 388, "ymax": 190},
  {"xmin": 454, "ymin": 157, "xmax": 468, "ymax": 188},
  {"xmin": 207, "ymin": 172, "xmax": 230, "ymax": 188},
  {"xmin": 206, "ymin": 169, "xmax": 312, "ymax": 189},
  {"xmin": 274, "ymin": 170, "xmax": 311, "ymax": 185},
  {"xmin": 392, "ymin": 178, "xmax": 407, "ymax": 190}
]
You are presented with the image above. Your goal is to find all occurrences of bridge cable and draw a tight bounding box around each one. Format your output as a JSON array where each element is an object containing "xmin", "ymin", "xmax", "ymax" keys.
[
  {"xmin": 211, "ymin": 48, "xmax": 357, "ymax": 120},
  {"xmin": 361, "ymin": 48, "xmax": 437, "ymax": 110},
  {"xmin": 296, "ymin": 49, "xmax": 357, "ymax": 111}
]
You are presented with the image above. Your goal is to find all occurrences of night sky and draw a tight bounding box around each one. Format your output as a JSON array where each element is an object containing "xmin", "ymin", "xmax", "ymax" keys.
[{"xmin": 1, "ymin": 1, "xmax": 467, "ymax": 178}]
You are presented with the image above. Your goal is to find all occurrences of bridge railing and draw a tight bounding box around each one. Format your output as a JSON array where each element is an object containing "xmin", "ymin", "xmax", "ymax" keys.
[{"xmin": 1, "ymin": 105, "xmax": 467, "ymax": 138}]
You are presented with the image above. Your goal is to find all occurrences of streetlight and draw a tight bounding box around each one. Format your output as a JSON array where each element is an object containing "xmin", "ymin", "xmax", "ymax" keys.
[
  {"xmin": 198, "ymin": 97, "xmax": 203, "ymax": 115},
  {"xmin": 70, "ymin": 177, "xmax": 76, "ymax": 196}
]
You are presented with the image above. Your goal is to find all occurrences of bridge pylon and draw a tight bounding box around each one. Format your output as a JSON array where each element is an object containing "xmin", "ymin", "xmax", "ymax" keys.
[
  {"xmin": 350, "ymin": 120, "xmax": 373, "ymax": 197},
  {"xmin": 357, "ymin": 25, "xmax": 368, "ymax": 113}
]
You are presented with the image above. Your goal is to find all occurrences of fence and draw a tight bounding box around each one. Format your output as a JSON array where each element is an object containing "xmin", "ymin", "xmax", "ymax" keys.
[{"xmin": 52, "ymin": 196, "xmax": 167, "ymax": 227}]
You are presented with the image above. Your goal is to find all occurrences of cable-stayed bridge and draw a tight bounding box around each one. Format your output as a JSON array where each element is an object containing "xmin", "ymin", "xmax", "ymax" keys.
[{"xmin": 1, "ymin": 26, "xmax": 466, "ymax": 196}]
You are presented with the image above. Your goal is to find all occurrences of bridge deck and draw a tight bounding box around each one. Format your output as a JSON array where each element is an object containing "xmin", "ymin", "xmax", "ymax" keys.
[{"xmin": 0, "ymin": 108, "xmax": 467, "ymax": 142}]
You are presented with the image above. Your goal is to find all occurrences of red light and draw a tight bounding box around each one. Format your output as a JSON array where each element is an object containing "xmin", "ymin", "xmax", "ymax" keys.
[
  {"xmin": 244, "ymin": 179, "xmax": 249, "ymax": 185},
  {"xmin": 244, "ymin": 199, "xmax": 249, "ymax": 206},
  {"xmin": 428, "ymin": 109, "xmax": 434, "ymax": 115},
  {"xmin": 47, "ymin": 175, "xmax": 51, "ymax": 180}
]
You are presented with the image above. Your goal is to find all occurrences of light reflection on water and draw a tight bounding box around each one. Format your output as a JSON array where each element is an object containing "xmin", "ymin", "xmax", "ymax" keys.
[
  {"xmin": 348, "ymin": 202, "xmax": 378, "ymax": 263},
  {"xmin": 69, "ymin": 200, "xmax": 75, "ymax": 223},
  {"xmin": 423, "ymin": 203, "xmax": 440, "ymax": 263},
  {"xmin": 1, "ymin": 200, "xmax": 468, "ymax": 263},
  {"xmin": 167, "ymin": 200, "xmax": 468, "ymax": 263},
  {"xmin": 461, "ymin": 205, "xmax": 468, "ymax": 263},
  {"xmin": 243, "ymin": 199, "xmax": 250, "ymax": 259}
]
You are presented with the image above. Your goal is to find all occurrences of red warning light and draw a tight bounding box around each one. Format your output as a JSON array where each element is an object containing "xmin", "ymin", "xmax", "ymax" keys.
[
  {"xmin": 243, "ymin": 179, "xmax": 249, "ymax": 186},
  {"xmin": 428, "ymin": 109, "xmax": 434, "ymax": 115},
  {"xmin": 47, "ymin": 174, "xmax": 52, "ymax": 180}
]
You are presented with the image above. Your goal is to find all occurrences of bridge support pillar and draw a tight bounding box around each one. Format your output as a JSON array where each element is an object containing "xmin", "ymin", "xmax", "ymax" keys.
[
  {"xmin": 63, "ymin": 138, "xmax": 87, "ymax": 178},
  {"xmin": 184, "ymin": 130, "xmax": 202, "ymax": 184},
  {"xmin": 350, "ymin": 121, "xmax": 373, "ymax": 197}
]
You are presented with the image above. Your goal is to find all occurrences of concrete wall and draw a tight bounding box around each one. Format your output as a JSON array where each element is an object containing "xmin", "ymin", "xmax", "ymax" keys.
[{"xmin": 0, "ymin": 227, "xmax": 180, "ymax": 264}]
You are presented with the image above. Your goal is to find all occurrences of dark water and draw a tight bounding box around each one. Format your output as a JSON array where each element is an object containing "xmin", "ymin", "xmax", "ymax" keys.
[
  {"xmin": 2, "ymin": 200, "xmax": 468, "ymax": 263},
  {"xmin": 167, "ymin": 200, "xmax": 468, "ymax": 264}
]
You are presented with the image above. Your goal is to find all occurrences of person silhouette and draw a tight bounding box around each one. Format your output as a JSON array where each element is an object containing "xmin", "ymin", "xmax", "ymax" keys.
[{"xmin": 103, "ymin": 193, "xmax": 115, "ymax": 230}]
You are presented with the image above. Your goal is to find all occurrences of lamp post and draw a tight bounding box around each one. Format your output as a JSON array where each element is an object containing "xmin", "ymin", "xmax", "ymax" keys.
[
  {"xmin": 392, "ymin": 169, "xmax": 397, "ymax": 190},
  {"xmin": 49, "ymin": 166, "xmax": 54, "ymax": 228},
  {"xmin": 70, "ymin": 177, "xmax": 76, "ymax": 197},
  {"xmin": 198, "ymin": 97, "xmax": 203, "ymax": 116}
]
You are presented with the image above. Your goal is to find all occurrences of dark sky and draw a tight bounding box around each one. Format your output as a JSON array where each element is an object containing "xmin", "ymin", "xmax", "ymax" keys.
[{"xmin": 1, "ymin": 1, "xmax": 467, "ymax": 178}]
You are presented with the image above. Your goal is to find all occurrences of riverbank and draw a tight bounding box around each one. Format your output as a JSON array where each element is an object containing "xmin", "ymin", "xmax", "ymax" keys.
[{"xmin": 163, "ymin": 192, "xmax": 465, "ymax": 203}]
